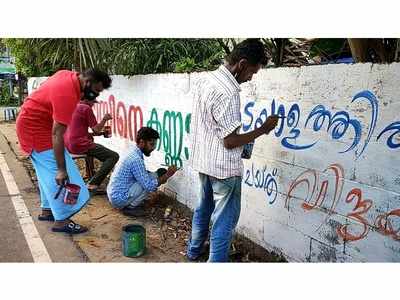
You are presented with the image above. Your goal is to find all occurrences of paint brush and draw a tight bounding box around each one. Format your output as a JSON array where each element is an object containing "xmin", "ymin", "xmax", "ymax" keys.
[{"xmin": 54, "ymin": 184, "xmax": 64, "ymax": 199}]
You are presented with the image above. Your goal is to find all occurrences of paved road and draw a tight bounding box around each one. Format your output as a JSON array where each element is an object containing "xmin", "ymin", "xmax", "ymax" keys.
[
  {"xmin": 0, "ymin": 166, "xmax": 33, "ymax": 262},
  {"xmin": 0, "ymin": 123, "xmax": 88, "ymax": 262}
]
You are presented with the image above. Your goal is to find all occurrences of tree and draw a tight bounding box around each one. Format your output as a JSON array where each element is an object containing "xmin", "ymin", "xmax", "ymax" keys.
[
  {"xmin": 3, "ymin": 38, "xmax": 225, "ymax": 77},
  {"xmin": 3, "ymin": 38, "xmax": 111, "ymax": 77},
  {"xmin": 348, "ymin": 38, "xmax": 400, "ymax": 63},
  {"xmin": 0, "ymin": 40, "xmax": 6, "ymax": 54},
  {"xmin": 7, "ymin": 38, "xmax": 395, "ymax": 78},
  {"xmin": 107, "ymin": 39, "xmax": 224, "ymax": 75}
]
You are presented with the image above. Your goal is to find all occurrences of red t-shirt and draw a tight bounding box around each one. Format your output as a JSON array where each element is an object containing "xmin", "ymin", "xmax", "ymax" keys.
[
  {"xmin": 16, "ymin": 70, "xmax": 81, "ymax": 154},
  {"xmin": 64, "ymin": 103, "xmax": 98, "ymax": 154}
]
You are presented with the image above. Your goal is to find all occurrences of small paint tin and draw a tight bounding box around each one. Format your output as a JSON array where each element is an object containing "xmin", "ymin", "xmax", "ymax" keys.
[{"xmin": 241, "ymin": 142, "xmax": 254, "ymax": 159}]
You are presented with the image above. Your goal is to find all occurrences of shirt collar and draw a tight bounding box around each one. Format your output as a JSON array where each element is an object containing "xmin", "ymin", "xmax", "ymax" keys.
[
  {"xmin": 133, "ymin": 144, "xmax": 144, "ymax": 159},
  {"xmin": 217, "ymin": 65, "xmax": 241, "ymax": 92}
]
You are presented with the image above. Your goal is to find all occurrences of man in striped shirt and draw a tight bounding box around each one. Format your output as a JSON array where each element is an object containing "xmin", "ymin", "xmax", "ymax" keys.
[{"xmin": 187, "ymin": 39, "xmax": 279, "ymax": 262}]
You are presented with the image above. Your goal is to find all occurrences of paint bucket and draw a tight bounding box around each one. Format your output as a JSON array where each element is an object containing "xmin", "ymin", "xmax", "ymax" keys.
[
  {"xmin": 122, "ymin": 224, "xmax": 146, "ymax": 257},
  {"xmin": 103, "ymin": 125, "xmax": 112, "ymax": 138},
  {"xmin": 63, "ymin": 183, "xmax": 81, "ymax": 204}
]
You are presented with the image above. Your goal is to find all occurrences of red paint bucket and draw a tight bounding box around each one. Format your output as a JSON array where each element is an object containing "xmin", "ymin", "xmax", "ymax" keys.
[
  {"xmin": 103, "ymin": 125, "xmax": 112, "ymax": 138},
  {"xmin": 63, "ymin": 183, "xmax": 81, "ymax": 205}
]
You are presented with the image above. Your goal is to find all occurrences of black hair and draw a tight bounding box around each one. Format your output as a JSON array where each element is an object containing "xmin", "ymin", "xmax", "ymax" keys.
[
  {"xmin": 226, "ymin": 38, "xmax": 268, "ymax": 66},
  {"xmin": 136, "ymin": 127, "xmax": 160, "ymax": 143},
  {"xmin": 82, "ymin": 68, "xmax": 112, "ymax": 89}
]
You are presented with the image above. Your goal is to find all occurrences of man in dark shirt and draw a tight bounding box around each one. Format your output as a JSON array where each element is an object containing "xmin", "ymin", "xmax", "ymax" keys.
[{"xmin": 65, "ymin": 100, "xmax": 119, "ymax": 194}]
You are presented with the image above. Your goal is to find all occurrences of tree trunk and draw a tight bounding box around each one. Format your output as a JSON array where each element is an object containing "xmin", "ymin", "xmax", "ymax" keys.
[
  {"xmin": 272, "ymin": 38, "xmax": 287, "ymax": 67},
  {"xmin": 348, "ymin": 39, "xmax": 368, "ymax": 62},
  {"xmin": 348, "ymin": 38, "xmax": 396, "ymax": 63}
]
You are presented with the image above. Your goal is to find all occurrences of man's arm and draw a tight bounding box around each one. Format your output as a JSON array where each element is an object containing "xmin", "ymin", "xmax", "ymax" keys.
[
  {"xmin": 130, "ymin": 159, "xmax": 159, "ymax": 192},
  {"xmin": 157, "ymin": 166, "xmax": 178, "ymax": 185},
  {"xmin": 223, "ymin": 115, "xmax": 279, "ymax": 149},
  {"xmin": 92, "ymin": 113, "xmax": 112, "ymax": 134},
  {"xmin": 212, "ymin": 94, "xmax": 279, "ymax": 150},
  {"xmin": 89, "ymin": 131, "xmax": 104, "ymax": 137},
  {"xmin": 130, "ymin": 159, "xmax": 178, "ymax": 192},
  {"xmin": 52, "ymin": 121, "xmax": 68, "ymax": 185}
]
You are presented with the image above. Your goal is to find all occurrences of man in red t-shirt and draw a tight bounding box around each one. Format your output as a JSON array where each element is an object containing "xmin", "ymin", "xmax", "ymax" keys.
[
  {"xmin": 65, "ymin": 100, "xmax": 119, "ymax": 194},
  {"xmin": 16, "ymin": 68, "xmax": 112, "ymax": 234}
]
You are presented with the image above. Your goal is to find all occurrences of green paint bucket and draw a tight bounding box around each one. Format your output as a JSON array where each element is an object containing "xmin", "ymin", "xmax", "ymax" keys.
[{"xmin": 122, "ymin": 224, "xmax": 146, "ymax": 257}]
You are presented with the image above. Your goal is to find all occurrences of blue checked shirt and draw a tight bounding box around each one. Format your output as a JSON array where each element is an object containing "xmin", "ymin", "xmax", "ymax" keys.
[{"xmin": 107, "ymin": 145, "xmax": 158, "ymax": 203}]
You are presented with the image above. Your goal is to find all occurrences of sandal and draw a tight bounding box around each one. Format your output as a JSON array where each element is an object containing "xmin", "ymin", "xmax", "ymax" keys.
[
  {"xmin": 38, "ymin": 214, "xmax": 55, "ymax": 222},
  {"xmin": 52, "ymin": 221, "xmax": 88, "ymax": 234},
  {"xmin": 89, "ymin": 188, "xmax": 107, "ymax": 196}
]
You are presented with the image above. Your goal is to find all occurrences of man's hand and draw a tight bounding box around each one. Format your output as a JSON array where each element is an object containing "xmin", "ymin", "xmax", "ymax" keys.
[
  {"xmin": 261, "ymin": 115, "xmax": 280, "ymax": 134},
  {"xmin": 52, "ymin": 121, "xmax": 68, "ymax": 186},
  {"xmin": 223, "ymin": 115, "xmax": 282, "ymax": 150},
  {"xmin": 55, "ymin": 169, "xmax": 68, "ymax": 186},
  {"xmin": 102, "ymin": 113, "xmax": 112, "ymax": 122},
  {"xmin": 166, "ymin": 165, "xmax": 178, "ymax": 177},
  {"xmin": 158, "ymin": 165, "xmax": 178, "ymax": 185}
]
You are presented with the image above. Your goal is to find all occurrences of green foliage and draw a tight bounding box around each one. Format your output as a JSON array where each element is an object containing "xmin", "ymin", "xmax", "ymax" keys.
[
  {"xmin": 309, "ymin": 39, "xmax": 347, "ymax": 60},
  {"xmin": 3, "ymin": 38, "xmax": 55, "ymax": 77},
  {"xmin": 3, "ymin": 38, "xmax": 112, "ymax": 77},
  {"xmin": 109, "ymin": 39, "xmax": 224, "ymax": 75},
  {"xmin": 174, "ymin": 49, "xmax": 224, "ymax": 73},
  {"xmin": 0, "ymin": 40, "xmax": 6, "ymax": 53},
  {"xmin": 174, "ymin": 57, "xmax": 198, "ymax": 73},
  {"xmin": 3, "ymin": 38, "xmax": 225, "ymax": 77},
  {"xmin": 0, "ymin": 81, "xmax": 12, "ymax": 105}
]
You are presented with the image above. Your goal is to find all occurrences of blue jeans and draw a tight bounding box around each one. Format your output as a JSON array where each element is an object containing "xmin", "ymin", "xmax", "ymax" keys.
[{"xmin": 187, "ymin": 173, "xmax": 242, "ymax": 262}]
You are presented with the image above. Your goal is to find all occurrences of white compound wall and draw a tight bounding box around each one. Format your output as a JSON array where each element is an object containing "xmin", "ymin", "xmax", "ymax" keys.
[{"xmin": 29, "ymin": 63, "xmax": 400, "ymax": 262}]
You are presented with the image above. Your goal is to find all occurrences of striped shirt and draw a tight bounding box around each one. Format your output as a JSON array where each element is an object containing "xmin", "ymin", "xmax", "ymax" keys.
[
  {"xmin": 189, "ymin": 65, "xmax": 243, "ymax": 179},
  {"xmin": 107, "ymin": 145, "xmax": 158, "ymax": 205}
]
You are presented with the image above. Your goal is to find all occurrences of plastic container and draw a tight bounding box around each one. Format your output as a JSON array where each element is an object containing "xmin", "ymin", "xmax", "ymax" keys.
[
  {"xmin": 122, "ymin": 224, "xmax": 146, "ymax": 257},
  {"xmin": 55, "ymin": 183, "xmax": 81, "ymax": 205}
]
